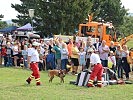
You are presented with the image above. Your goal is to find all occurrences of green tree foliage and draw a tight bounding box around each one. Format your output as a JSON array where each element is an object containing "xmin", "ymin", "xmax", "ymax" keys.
[
  {"xmin": 0, "ymin": 21, "xmax": 8, "ymax": 29},
  {"xmin": 11, "ymin": 0, "xmax": 35, "ymax": 26},
  {"xmin": 90, "ymin": 0, "xmax": 127, "ymax": 27},
  {"xmin": 119, "ymin": 16, "xmax": 133, "ymax": 36},
  {"xmin": 11, "ymin": 0, "xmax": 127, "ymax": 36},
  {"xmin": 11, "ymin": 0, "xmax": 92, "ymax": 36}
]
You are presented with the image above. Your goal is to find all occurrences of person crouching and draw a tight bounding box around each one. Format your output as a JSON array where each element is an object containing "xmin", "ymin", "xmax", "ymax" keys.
[
  {"xmin": 26, "ymin": 42, "xmax": 41, "ymax": 86},
  {"xmin": 87, "ymin": 48, "xmax": 103, "ymax": 88}
]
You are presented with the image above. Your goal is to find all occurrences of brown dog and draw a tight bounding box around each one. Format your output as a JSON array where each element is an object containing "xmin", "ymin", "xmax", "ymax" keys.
[{"xmin": 48, "ymin": 70, "xmax": 65, "ymax": 83}]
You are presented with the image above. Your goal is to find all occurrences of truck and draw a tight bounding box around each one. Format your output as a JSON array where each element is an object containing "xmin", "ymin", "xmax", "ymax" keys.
[
  {"xmin": 78, "ymin": 15, "xmax": 118, "ymax": 46},
  {"xmin": 78, "ymin": 15, "xmax": 133, "ymax": 64}
]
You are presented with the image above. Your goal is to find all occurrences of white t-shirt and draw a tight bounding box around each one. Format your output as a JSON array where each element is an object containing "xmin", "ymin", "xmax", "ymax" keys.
[
  {"xmin": 61, "ymin": 48, "xmax": 68, "ymax": 59},
  {"xmin": 28, "ymin": 48, "xmax": 39, "ymax": 62},
  {"xmin": 12, "ymin": 45, "xmax": 19, "ymax": 55},
  {"xmin": 90, "ymin": 53, "xmax": 101, "ymax": 65},
  {"xmin": 108, "ymin": 56, "xmax": 116, "ymax": 66}
]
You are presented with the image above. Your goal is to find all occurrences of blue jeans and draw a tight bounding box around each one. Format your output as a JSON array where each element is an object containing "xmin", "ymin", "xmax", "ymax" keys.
[
  {"xmin": 6, "ymin": 55, "xmax": 12, "ymax": 66},
  {"xmin": 117, "ymin": 58, "xmax": 123, "ymax": 78},
  {"xmin": 101, "ymin": 59, "xmax": 108, "ymax": 67},
  {"xmin": 61, "ymin": 59, "xmax": 68, "ymax": 70},
  {"xmin": 23, "ymin": 56, "xmax": 28, "ymax": 68}
]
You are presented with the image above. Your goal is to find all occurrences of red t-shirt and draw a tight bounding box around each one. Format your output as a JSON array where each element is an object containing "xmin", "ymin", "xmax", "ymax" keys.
[{"xmin": 1, "ymin": 47, "xmax": 7, "ymax": 56}]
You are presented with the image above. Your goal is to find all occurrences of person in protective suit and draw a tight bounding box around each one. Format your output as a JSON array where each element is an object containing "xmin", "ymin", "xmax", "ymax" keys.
[{"xmin": 26, "ymin": 42, "xmax": 41, "ymax": 86}]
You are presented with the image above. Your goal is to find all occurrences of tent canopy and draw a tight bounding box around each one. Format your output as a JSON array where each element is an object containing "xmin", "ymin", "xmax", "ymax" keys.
[
  {"xmin": 17, "ymin": 23, "xmax": 32, "ymax": 31},
  {"xmin": 0, "ymin": 26, "xmax": 17, "ymax": 33}
]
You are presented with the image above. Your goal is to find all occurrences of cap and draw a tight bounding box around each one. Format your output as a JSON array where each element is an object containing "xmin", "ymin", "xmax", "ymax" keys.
[
  {"xmin": 32, "ymin": 42, "xmax": 40, "ymax": 46},
  {"xmin": 7, "ymin": 42, "xmax": 11, "ymax": 45},
  {"xmin": 87, "ymin": 48, "xmax": 94, "ymax": 53},
  {"xmin": 110, "ymin": 51, "xmax": 114, "ymax": 54}
]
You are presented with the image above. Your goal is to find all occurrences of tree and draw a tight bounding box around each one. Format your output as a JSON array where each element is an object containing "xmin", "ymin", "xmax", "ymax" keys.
[
  {"xmin": 11, "ymin": 0, "xmax": 92, "ymax": 36},
  {"xmin": 11, "ymin": 0, "xmax": 35, "ymax": 26},
  {"xmin": 90, "ymin": 0, "xmax": 127, "ymax": 27},
  {"xmin": 0, "ymin": 14, "xmax": 4, "ymax": 20},
  {"xmin": 0, "ymin": 21, "xmax": 8, "ymax": 29},
  {"xmin": 119, "ymin": 16, "xmax": 133, "ymax": 36}
]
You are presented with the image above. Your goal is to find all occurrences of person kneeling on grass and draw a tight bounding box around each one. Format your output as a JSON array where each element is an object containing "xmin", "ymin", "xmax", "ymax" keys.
[{"xmin": 87, "ymin": 48, "xmax": 103, "ymax": 88}]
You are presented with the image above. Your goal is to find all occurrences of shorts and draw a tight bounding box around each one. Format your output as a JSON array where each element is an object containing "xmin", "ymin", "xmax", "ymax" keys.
[
  {"xmin": 71, "ymin": 58, "xmax": 79, "ymax": 66},
  {"xmin": 79, "ymin": 60, "xmax": 86, "ymax": 66},
  {"xmin": 13, "ymin": 54, "xmax": 19, "ymax": 57}
]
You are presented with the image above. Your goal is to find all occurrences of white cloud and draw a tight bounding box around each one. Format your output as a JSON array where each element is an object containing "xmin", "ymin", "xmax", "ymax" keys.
[
  {"xmin": 121, "ymin": 0, "xmax": 133, "ymax": 13},
  {"xmin": 0, "ymin": 0, "xmax": 21, "ymax": 21},
  {"xmin": 0, "ymin": 0, "xmax": 133, "ymax": 21}
]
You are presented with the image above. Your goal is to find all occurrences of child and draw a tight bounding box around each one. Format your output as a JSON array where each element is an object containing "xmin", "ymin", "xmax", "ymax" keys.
[
  {"xmin": 61, "ymin": 43, "xmax": 68, "ymax": 73},
  {"xmin": 1, "ymin": 45, "xmax": 7, "ymax": 66},
  {"xmin": 38, "ymin": 48, "xmax": 44, "ymax": 71},
  {"xmin": 78, "ymin": 47, "xmax": 86, "ymax": 72},
  {"xmin": 108, "ymin": 51, "xmax": 116, "ymax": 72},
  {"xmin": 22, "ymin": 45, "xmax": 28, "ymax": 69},
  {"xmin": 6, "ymin": 42, "xmax": 13, "ymax": 66}
]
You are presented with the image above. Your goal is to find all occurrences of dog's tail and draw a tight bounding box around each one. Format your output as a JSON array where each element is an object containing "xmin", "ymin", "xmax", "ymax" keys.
[{"xmin": 48, "ymin": 70, "xmax": 50, "ymax": 77}]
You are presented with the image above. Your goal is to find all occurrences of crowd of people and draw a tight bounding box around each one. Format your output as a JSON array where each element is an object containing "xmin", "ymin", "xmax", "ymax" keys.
[{"xmin": 0, "ymin": 35, "xmax": 133, "ymax": 81}]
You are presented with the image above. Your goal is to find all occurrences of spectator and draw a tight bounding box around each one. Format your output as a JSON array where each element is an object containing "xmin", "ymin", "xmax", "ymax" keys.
[
  {"xmin": 84, "ymin": 40, "xmax": 95, "ymax": 69},
  {"xmin": 76, "ymin": 39, "xmax": 82, "ymax": 49},
  {"xmin": 6, "ymin": 42, "xmax": 13, "ymax": 66},
  {"xmin": 93, "ymin": 38, "xmax": 101, "ymax": 52},
  {"xmin": 52, "ymin": 40, "xmax": 61, "ymax": 69},
  {"xmin": 109, "ymin": 41, "xmax": 116, "ymax": 54},
  {"xmin": 61, "ymin": 43, "xmax": 68, "ymax": 73},
  {"xmin": 108, "ymin": 51, "xmax": 116, "ymax": 72},
  {"xmin": 121, "ymin": 45, "xmax": 131, "ymax": 80},
  {"xmin": 58, "ymin": 37, "xmax": 64, "ymax": 49},
  {"xmin": 67, "ymin": 39, "xmax": 73, "ymax": 58},
  {"xmin": 71, "ymin": 41, "xmax": 79, "ymax": 74},
  {"xmin": 1, "ymin": 45, "xmax": 7, "ymax": 66},
  {"xmin": 99, "ymin": 40, "xmax": 110, "ymax": 67},
  {"xmin": 38, "ymin": 48, "xmax": 44, "ymax": 71},
  {"xmin": 116, "ymin": 44, "xmax": 123, "ymax": 79},
  {"xmin": 78, "ymin": 47, "xmax": 86, "ymax": 72},
  {"xmin": 12, "ymin": 42, "xmax": 19, "ymax": 67},
  {"xmin": 22, "ymin": 45, "xmax": 28, "ymax": 69}
]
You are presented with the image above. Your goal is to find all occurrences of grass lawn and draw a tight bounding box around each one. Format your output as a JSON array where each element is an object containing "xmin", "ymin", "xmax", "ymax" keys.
[
  {"xmin": 0, "ymin": 67, "xmax": 133, "ymax": 100},
  {"xmin": 127, "ymin": 39, "xmax": 133, "ymax": 49}
]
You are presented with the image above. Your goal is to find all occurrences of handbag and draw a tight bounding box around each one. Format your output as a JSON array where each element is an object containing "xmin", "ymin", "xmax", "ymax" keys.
[{"xmin": 127, "ymin": 56, "xmax": 131, "ymax": 64}]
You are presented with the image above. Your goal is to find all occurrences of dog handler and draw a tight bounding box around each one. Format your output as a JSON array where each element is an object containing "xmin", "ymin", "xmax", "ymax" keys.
[
  {"xmin": 26, "ymin": 42, "xmax": 41, "ymax": 86},
  {"xmin": 87, "ymin": 48, "xmax": 103, "ymax": 87}
]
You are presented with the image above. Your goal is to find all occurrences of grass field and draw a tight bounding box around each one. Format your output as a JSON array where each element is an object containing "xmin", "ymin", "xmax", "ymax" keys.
[
  {"xmin": 0, "ymin": 67, "xmax": 133, "ymax": 100},
  {"xmin": 127, "ymin": 40, "xmax": 133, "ymax": 49}
]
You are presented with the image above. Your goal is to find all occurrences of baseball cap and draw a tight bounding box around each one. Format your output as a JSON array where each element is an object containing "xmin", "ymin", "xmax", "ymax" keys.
[
  {"xmin": 87, "ymin": 48, "xmax": 94, "ymax": 53},
  {"xmin": 32, "ymin": 42, "xmax": 40, "ymax": 46}
]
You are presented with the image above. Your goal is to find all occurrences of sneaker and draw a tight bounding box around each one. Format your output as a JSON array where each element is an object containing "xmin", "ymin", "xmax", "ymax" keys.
[
  {"xmin": 36, "ymin": 82, "xmax": 41, "ymax": 86},
  {"xmin": 86, "ymin": 84, "xmax": 95, "ymax": 88},
  {"xmin": 26, "ymin": 80, "xmax": 30, "ymax": 84},
  {"xmin": 97, "ymin": 85, "xmax": 103, "ymax": 88}
]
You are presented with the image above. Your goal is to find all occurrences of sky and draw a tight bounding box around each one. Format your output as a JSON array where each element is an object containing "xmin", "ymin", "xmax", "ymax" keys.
[{"xmin": 0, "ymin": 0, "xmax": 133, "ymax": 21}]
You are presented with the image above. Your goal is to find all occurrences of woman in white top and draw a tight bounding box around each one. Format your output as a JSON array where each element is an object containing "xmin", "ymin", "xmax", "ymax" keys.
[
  {"xmin": 108, "ymin": 51, "xmax": 116, "ymax": 72},
  {"xmin": 121, "ymin": 45, "xmax": 131, "ymax": 80},
  {"xmin": 12, "ymin": 42, "xmax": 19, "ymax": 67}
]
